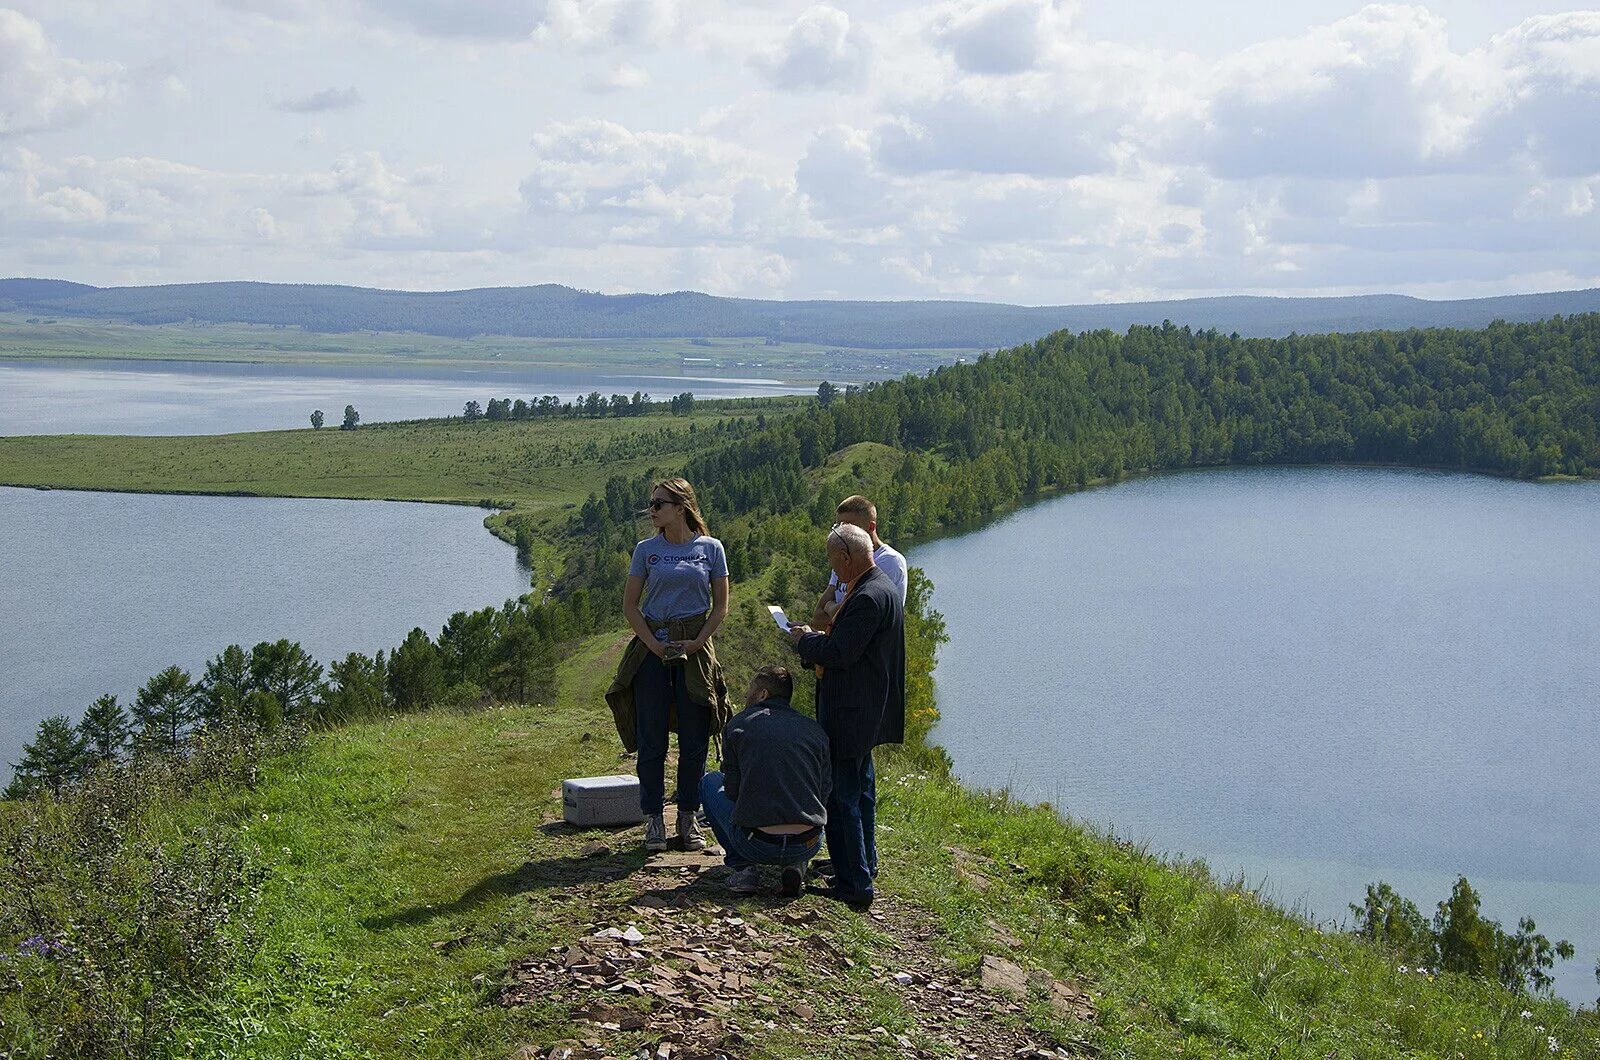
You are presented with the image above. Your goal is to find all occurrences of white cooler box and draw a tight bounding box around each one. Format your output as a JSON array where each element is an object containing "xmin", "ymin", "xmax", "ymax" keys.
[{"xmin": 562, "ymin": 774, "xmax": 645, "ymax": 828}]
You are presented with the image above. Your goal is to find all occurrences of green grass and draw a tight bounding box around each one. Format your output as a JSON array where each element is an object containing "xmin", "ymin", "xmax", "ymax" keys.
[
  {"xmin": 0, "ymin": 408, "xmax": 790, "ymax": 520},
  {"xmin": 0, "ymin": 313, "xmax": 972, "ymax": 379},
  {"xmin": 144, "ymin": 603, "xmax": 1598, "ymax": 1059}
]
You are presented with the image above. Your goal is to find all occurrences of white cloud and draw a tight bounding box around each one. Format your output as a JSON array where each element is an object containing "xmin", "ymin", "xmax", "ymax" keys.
[
  {"xmin": 929, "ymin": 0, "xmax": 1073, "ymax": 75},
  {"xmin": 357, "ymin": 0, "xmax": 551, "ymax": 40},
  {"xmin": 795, "ymin": 126, "xmax": 895, "ymax": 225},
  {"xmin": 1187, "ymin": 6, "xmax": 1484, "ymax": 179},
  {"xmin": 752, "ymin": 5, "xmax": 870, "ymax": 92},
  {"xmin": 1475, "ymin": 13, "xmax": 1600, "ymax": 177},
  {"xmin": 874, "ymin": 75, "xmax": 1130, "ymax": 177},
  {"xmin": 539, "ymin": 0, "xmax": 678, "ymax": 48},
  {"xmin": 520, "ymin": 118, "xmax": 800, "ymax": 248},
  {"xmin": 584, "ymin": 61, "xmax": 649, "ymax": 93},
  {"xmin": 0, "ymin": 9, "xmax": 123, "ymax": 137},
  {"xmin": 35, "ymin": 183, "xmax": 106, "ymax": 223},
  {"xmin": 275, "ymin": 86, "xmax": 364, "ymax": 112},
  {"xmin": 5, "ymin": 2, "xmax": 1600, "ymax": 301}
]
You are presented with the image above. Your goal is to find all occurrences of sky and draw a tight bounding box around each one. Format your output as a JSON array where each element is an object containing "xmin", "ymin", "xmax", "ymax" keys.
[{"xmin": 2, "ymin": 0, "xmax": 1599, "ymax": 304}]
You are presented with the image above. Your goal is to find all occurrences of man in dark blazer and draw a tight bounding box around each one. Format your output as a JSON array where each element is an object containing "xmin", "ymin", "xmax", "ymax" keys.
[{"xmin": 788, "ymin": 522, "xmax": 905, "ymax": 908}]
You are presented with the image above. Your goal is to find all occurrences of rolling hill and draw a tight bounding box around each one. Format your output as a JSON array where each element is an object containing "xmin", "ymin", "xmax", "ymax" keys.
[{"xmin": 5, "ymin": 277, "xmax": 1600, "ymax": 349}]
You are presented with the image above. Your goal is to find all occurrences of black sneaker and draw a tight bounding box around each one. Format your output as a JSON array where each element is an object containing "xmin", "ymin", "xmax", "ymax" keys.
[
  {"xmin": 815, "ymin": 885, "xmax": 873, "ymax": 910},
  {"xmin": 780, "ymin": 865, "xmax": 804, "ymax": 898}
]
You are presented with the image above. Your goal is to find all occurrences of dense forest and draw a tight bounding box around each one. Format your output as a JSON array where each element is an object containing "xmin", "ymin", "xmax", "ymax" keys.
[
  {"xmin": 689, "ymin": 315, "xmax": 1600, "ymax": 538},
  {"xmin": 5, "ymin": 276, "xmax": 1600, "ymax": 347}
]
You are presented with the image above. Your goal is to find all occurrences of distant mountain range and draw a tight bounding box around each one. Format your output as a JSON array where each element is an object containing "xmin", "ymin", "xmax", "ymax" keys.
[{"xmin": 4, "ymin": 277, "xmax": 1599, "ymax": 350}]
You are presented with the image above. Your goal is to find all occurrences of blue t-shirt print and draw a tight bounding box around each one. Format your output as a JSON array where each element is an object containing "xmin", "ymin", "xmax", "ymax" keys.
[{"xmin": 629, "ymin": 534, "xmax": 729, "ymax": 625}]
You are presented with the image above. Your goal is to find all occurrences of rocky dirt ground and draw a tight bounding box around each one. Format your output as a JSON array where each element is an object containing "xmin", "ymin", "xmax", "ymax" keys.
[{"xmin": 494, "ymin": 814, "xmax": 1097, "ymax": 1060}]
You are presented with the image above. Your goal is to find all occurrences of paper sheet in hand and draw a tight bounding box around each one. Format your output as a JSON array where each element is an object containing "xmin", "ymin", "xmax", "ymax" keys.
[{"xmin": 767, "ymin": 605, "xmax": 791, "ymax": 632}]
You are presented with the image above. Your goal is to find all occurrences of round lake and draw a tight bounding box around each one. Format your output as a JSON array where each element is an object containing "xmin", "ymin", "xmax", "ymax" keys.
[
  {"xmin": 912, "ymin": 465, "xmax": 1600, "ymax": 1003},
  {"xmin": 0, "ymin": 486, "xmax": 528, "ymax": 783}
]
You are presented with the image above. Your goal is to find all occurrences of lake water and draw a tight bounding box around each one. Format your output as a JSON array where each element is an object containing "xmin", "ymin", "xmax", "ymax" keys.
[
  {"xmin": 0, "ymin": 486, "xmax": 527, "ymax": 784},
  {"xmin": 0, "ymin": 359, "xmax": 811, "ymax": 436},
  {"xmin": 912, "ymin": 466, "xmax": 1600, "ymax": 1004}
]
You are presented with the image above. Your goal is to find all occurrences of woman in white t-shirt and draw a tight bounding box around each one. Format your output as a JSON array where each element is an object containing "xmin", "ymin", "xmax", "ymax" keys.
[{"xmin": 616, "ymin": 477, "xmax": 730, "ymax": 853}]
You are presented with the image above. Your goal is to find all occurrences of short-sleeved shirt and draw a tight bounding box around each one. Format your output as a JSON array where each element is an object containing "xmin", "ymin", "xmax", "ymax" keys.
[
  {"xmin": 828, "ymin": 541, "xmax": 908, "ymax": 608},
  {"xmin": 630, "ymin": 534, "xmax": 728, "ymax": 627}
]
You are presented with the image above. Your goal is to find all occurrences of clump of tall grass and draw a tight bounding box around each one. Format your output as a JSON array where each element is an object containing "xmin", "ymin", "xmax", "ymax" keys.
[{"xmin": 0, "ymin": 720, "xmax": 301, "ymax": 1058}]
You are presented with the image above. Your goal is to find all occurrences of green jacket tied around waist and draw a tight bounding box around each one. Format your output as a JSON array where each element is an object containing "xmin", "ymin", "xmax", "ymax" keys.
[{"xmin": 604, "ymin": 612, "xmax": 730, "ymax": 753}]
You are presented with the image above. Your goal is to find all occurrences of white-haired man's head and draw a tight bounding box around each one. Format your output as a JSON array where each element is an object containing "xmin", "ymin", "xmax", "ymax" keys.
[{"xmin": 826, "ymin": 521, "xmax": 875, "ymax": 583}]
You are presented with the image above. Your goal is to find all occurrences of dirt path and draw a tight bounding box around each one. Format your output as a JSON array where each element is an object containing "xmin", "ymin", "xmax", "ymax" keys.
[{"xmin": 496, "ymin": 822, "xmax": 1095, "ymax": 1060}]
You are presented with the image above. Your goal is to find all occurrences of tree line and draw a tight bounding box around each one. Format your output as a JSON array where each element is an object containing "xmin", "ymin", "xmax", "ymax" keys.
[
  {"xmin": 675, "ymin": 316, "xmax": 1599, "ymax": 544},
  {"xmin": 3, "ymin": 589, "xmax": 619, "ymax": 798}
]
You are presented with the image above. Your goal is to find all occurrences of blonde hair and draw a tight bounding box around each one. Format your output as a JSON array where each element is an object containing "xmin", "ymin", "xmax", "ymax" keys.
[
  {"xmin": 654, "ymin": 476, "xmax": 709, "ymax": 537},
  {"xmin": 836, "ymin": 495, "xmax": 877, "ymax": 523}
]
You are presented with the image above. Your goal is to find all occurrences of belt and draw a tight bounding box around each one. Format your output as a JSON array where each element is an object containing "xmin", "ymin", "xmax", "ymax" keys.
[{"xmin": 746, "ymin": 825, "xmax": 821, "ymax": 844}]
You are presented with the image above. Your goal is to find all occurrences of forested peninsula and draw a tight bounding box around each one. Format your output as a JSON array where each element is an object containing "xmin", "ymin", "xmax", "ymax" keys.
[{"xmin": 3, "ymin": 315, "xmax": 1598, "ymax": 1058}]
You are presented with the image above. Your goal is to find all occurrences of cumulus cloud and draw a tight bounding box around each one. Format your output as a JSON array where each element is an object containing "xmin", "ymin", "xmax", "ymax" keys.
[
  {"xmin": 874, "ymin": 75, "xmax": 1132, "ymax": 177},
  {"xmin": 751, "ymin": 5, "xmax": 870, "ymax": 91},
  {"xmin": 0, "ymin": 9, "xmax": 123, "ymax": 137},
  {"xmin": 539, "ymin": 0, "xmax": 678, "ymax": 48},
  {"xmin": 929, "ymin": 0, "xmax": 1072, "ymax": 75},
  {"xmin": 7, "ymin": 1, "xmax": 1600, "ymax": 300},
  {"xmin": 796, "ymin": 126, "xmax": 896, "ymax": 225},
  {"xmin": 275, "ymin": 86, "xmax": 364, "ymax": 113},
  {"xmin": 520, "ymin": 118, "xmax": 800, "ymax": 248},
  {"xmin": 1187, "ymin": 6, "xmax": 1482, "ymax": 179},
  {"xmin": 584, "ymin": 62, "xmax": 649, "ymax": 93},
  {"xmin": 357, "ymin": 0, "xmax": 551, "ymax": 40},
  {"xmin": 1474, "ymin": 13, "xmax": 1600, "ymax": 177}
]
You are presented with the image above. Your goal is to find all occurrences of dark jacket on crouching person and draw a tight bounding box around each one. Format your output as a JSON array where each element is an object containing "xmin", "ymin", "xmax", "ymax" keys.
[{"xmin": 699, "ymin": 697, "xmax": 831, "ymax": 873}]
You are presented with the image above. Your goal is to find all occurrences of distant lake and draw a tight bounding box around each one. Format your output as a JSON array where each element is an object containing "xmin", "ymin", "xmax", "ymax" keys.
[
  {"xmin": 0, "ymin": 486, "xmax": 527, "ymax": 784},
  {"xmin": 0, "ymin": 358, "xmax": 812, "ymax": 436},
  {"xmin": 913, "ymin": 466, "xmax": 1600, "ymax": 1003}
]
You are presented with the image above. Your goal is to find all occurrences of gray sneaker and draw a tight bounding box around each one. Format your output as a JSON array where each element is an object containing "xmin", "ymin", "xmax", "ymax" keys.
[
  {"xmin": 727, "ymin": 865, "xmax": 760, "ymax": 894},
  {"xmin": 677, "ymin": 809, "xmax": 705, "ymax": 851},
  {"xmin": 644, "ymin": 813, "xmax": 667, "ymax": 852}
]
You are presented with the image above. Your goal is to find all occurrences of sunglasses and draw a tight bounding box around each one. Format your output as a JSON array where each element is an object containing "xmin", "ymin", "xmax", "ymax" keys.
[{"xmin": 644, "ymin": 498, "xmax": 682, "ymax": 512}]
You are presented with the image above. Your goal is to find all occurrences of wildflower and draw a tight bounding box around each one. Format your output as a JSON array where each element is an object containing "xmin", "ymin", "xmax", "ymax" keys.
[
  {"xmin": 17, "ymin": 935, "xmax": 67, "ymax": 959},
  {"xmin": 1399, "ymin": 965, "xmax": 1409, "ymax": 973},
  {"xmin": 1522, "ymin": 1011, "xmax": 1534, "ymax": 1020},
  {"xmin": 1547, "ymin": 1037, "xmax": 1559, "ymax": 1054}
]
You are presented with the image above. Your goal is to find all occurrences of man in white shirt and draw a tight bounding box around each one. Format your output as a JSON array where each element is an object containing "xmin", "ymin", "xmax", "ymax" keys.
[{"xmin": 811, "ymin": 495, "xmax": 907, "ymax": 630}]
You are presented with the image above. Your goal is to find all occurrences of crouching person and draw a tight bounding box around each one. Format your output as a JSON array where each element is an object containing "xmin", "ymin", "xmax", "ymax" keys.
[{"xmin": 699, "ymin": 665, "xmax": 830, "ymax": 897}]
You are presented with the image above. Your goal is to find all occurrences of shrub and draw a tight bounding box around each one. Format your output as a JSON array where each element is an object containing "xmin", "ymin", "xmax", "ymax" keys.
[{"xmin": 0, "ymin": 720, "xmax": 299, "ymax": 1057}]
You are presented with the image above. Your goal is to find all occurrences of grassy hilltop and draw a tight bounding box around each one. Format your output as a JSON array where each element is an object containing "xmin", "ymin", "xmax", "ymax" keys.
[
  {"xmin": 5, "ymin": 316, "xmax": 1600, "ymax": 1057},
  {"xmin": 15, "ymin": 597, "xmax": 1590, "ymax": 1058}
]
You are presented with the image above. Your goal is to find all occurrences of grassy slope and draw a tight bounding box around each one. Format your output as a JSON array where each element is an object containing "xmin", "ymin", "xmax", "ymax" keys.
[
  {"xmin": 163, "ymin": 599, "xmax": 1595, "ymax": 1059},
  {"xmin": 0, "ymin": 409, "xmax": 778, "ymax": 515}
]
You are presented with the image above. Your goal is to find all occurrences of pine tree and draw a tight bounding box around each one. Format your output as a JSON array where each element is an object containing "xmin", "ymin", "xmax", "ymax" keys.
[
  {"xmin": 78, "ymin": 694, "xmax": 132, "ymax": 763},
  {"xmin": 201, "ymin": 644, "xmax": 253, "ymax": 725},
  {"xmin": 133, "ymin": 665, "xmax": 200, "ymax": 752},
  {"xmin": 248, "ymin": 640, "xmax": 324, "ymax": 720},
  {"xmin": 6, "ymin": 715, "xmax": 86, "ymax": 798}
]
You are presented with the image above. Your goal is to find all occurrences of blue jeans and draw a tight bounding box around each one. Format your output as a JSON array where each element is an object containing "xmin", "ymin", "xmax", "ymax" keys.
[
  {"xmin": 698, "ymin": 772, "xmax": 822, "ymax": 870},
  {"xmin": 632, "ymin": 651, "xmax": 712, "ymax": 815},
  {"xmin": 826, "ymin": 752, "xmax": 877, "ymax": 900}
]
